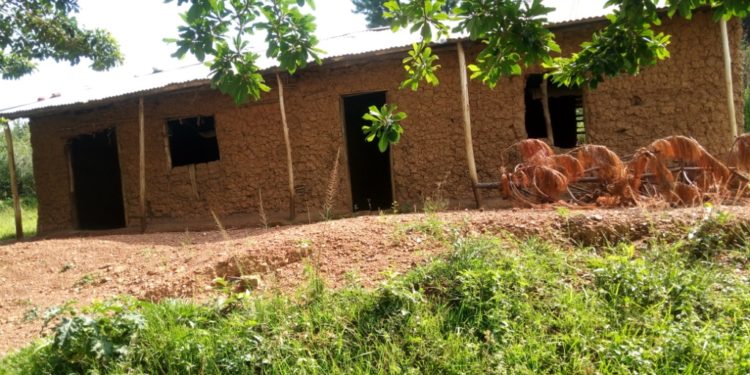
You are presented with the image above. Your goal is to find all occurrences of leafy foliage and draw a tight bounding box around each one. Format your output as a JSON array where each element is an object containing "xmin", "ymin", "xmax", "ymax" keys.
[
  {"xmin": 0, "ymin": 0, "xmax": 122, "ymax": 79},
  {"xmin": 361, "ymin": 104, "xmax": 406, "ymax": 152},
  {"xmin": 165, "ymin": 0, "xmax": 322, "ymax": 104},
  {"xmin": 0, "ymin": 120, "xmax": 35, "ymax": 198},
  {"xmin": 4, "ymin": 221, "xmax": 750, "ymax": 373},
  {"xmin": 380, "ymin": 0, "xmax": 750, "ymax": 90},
  {"xmin": 457, "ymin": 0, "xmax": 559, "ymax": 88},
  {"xmin": 549, "ymin": 1, "xmax": 671, "ymax": 88},
  {"xmin": 352, "ymin": 0, "xmax": 459, "ymax": 28}
]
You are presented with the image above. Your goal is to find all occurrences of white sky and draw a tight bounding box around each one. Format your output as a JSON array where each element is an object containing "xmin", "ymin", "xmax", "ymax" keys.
[{"xmin": 0, "ymin": 0, "xmax": 369, "ymax": 110}]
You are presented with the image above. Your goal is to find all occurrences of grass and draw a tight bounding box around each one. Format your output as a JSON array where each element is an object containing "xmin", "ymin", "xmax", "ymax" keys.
[
  {"xmin": 0, "ymin": 197, "xmax": 37, "ymax": 241},
  {"xmin": 2, "ymin": 210, "xmax": 750, "ymax": 374}
]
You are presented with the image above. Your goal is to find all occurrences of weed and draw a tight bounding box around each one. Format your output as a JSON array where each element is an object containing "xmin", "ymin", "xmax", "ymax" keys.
[
  {"xmin": 59, "ymin": 263, "xmax": 75, "ymax": 273},
  {"xmin": 683, "ymin": 203, "xmax": 750, "ymax": 261},
  {"xmin": 321, "ymin": 147, "xmax": 341, "ymax": 221},
  {"xmin": 423, "ymin": 172, "xmax": 450, "ymax": 214},
  {"xmin": 74, "ymin": 274, "xmax": 100, "ymax": 288},
  {"xmin": 0, "ymin": 197, "xmax": 37, "ymax": 241},
  {"xmin": 555, "ymin": 206, "xmax": 571, "ymax": 220},
  {"xmin": 22, "ymin": 307, "xmax": 38, "ymax": 322},
  {"xmin": 5, "ymin": 233, "xmax": 750, "ymax": 374},
  {"xmin": 179, "ymin": 228, "xmax": 193, "ymax": 247},
  {"xmin": 210, "ymin": 209, "xmax": 231, "ymax": 242},
  {"xmin": 258, "ymin": 188, "xmax": 268, "ymax": 229}
]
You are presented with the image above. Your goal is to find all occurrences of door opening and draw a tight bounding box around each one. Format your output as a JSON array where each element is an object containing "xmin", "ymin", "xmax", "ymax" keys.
[
  {"xmin": 343, "ymin": 92, "xmax": 393, "ymax": 211},
  {"xmin": 70, "ymin": 129, "xmax": 126, "ymax": 230}
]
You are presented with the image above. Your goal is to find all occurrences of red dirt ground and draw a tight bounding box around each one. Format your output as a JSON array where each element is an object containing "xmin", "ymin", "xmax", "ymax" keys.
[{"xmin": 1, "ymin": 206, "xmax": 748, "ymax": 355}]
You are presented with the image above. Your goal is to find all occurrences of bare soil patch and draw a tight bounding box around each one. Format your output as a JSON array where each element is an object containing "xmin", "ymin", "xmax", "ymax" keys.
[{"xmin": 1, "ymin": 206, "xmax": 748, "ymax": 355}]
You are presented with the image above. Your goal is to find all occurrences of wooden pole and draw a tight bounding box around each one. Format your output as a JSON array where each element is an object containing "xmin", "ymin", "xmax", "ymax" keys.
[
  {"xmin": 276, "ymin": 72, "xmax": 296, "ymax": 220},
  {"xmin": 720, "ymin": 19, "xmax": 739, "ymax": 140},
  {"xmin": 456, "ymin": 42, "xmax": 483, "ymax": 209},
  {"xmin": 540, "ymin": 78, "xmax": 555, "ymax": 145},
  {"xmin": 138, "ymin": 97, "xmax": 147, "ymax": 232},
  {"xmin": 2, "ymin": 120, "xmax": 23, "ymax": 239}
]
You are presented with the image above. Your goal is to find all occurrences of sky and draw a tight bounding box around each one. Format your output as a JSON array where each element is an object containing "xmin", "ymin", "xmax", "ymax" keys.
[
  {"xmin": 0, "ymin": 0, "xmax": 608, "ymax": 112},
  {"xmin": 0, "ymin": 0, "xmax": 370, "ymax": 110}
]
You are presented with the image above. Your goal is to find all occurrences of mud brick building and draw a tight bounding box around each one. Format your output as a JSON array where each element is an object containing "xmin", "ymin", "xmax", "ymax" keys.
[{"xmin": 0, "ymin": 9, "xmax": 744, "ymax": 234}]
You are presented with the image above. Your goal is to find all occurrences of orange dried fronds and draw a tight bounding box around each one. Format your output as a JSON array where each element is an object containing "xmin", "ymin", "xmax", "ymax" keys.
[
  {"xmin": 502, "ymin": 139, "xmax": 555, "ymax": 167},
  {"xmin": 547, "ymin": 154, "xmax": 584, "ymax": 183},
  {"xmin": 647, "ymin": 136, "xmax": 730, "ymax": 183},
  {"xmin": 520, "ymin": 165, "xmax": 569, "ymax": 202},
  {"xmin": 674, "ymin": 182, "xmax": 702, "ymax": 206},
  {"xmin": 729, "ymin": 133, "xmax": 750, "ymax": 172},
  {"xmin": 575, "ymin": 145, "xmax": 627, "ymax": 182}
]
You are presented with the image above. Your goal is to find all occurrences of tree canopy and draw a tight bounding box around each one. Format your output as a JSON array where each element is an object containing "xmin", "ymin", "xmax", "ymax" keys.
[
  {"xmin": 0, "ymin": 0, "xmax": 122, "ymax": 80},
  {"xmin": 352, "ymin": 0, "xmax": 458, "ymax": 28},
  {"xmin": 164, "ymin": 0, "xmax": 322, "ymax": 104},
  {"xmin": 383, "ymin": 0, "xmax": 750, "ymax": 91},
  {"xmin": 169, "ymin": 0, "xmax": 750, "ymax": 106}
]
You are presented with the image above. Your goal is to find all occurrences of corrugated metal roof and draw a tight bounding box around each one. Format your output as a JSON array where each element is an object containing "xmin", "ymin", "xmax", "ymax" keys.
[{"xmin": 0, "ymin": 1, "xmax": 615, "ymax": 118}]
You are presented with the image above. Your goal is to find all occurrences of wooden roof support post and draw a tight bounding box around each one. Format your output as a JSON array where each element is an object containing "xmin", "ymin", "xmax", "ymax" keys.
[
  {"xmin": 138, "ymin": 97, "xmax": 147, "ymax": 232},
  {"xmin": 457, "ymin": 42, "xmax": 483, "ymax": 209},
  {"xmin": 720, "ymin": 19, "xmax": 739, "ymax": 140},
  {"xmin": 2, "ymin": 119, "xmax": 23, "ymax": 239},
  {"xmin": 540, "ymin": 78, "xmax": 555, "ymax": 146},
  {"xmin": 277, "ymin": 72, "xmax": 296, "ymax": 220}
]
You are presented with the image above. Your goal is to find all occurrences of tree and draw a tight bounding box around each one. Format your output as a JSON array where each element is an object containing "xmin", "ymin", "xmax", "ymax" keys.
[
  {"xmin": 384, "ymin": 0, "xmax": 749, "ymax": 91},
  {"xmin": 352, "ymin": 0, "xmax": 458, "ymax": 28},
  {"xmin": 165, "ymin": 0, "xmax": 321, "ymax": 104},
  {"xmin": 0, "ymin": 120, "xmax": 34, "ymax": 199},
  {"xmin": 0, "ymin": 0, "xmax": 123, "ymax": 79}
]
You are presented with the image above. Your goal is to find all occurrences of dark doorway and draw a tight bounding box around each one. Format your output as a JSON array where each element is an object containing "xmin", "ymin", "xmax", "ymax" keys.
[
  {"xmin": 524, "ymin": 74, "xmax": 585, "ymax": 149},
  {"xmin": 70, "ymin": 129, "xmax": 126, "ymax": 230},
  {"xmin": 343, "ymin": 92, "xmax": 393, "ymax": 211}
]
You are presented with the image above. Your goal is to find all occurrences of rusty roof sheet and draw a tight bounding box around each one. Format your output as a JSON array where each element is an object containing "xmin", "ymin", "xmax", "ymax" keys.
[{"xmin": 0, "ymin": 1, "xmax": 616, "ymax": 118}]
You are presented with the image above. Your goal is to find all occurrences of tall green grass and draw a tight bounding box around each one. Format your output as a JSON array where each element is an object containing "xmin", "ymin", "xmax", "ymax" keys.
[
  {"xmin": 2, "ymin": 213, "xmax": 750, "ymax": 374},
  {"xmin": 0, "ymin": 197, "xmax": 37, "ymax": 241}
]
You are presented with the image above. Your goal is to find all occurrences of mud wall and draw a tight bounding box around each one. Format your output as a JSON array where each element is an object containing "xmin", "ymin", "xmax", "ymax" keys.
[
  {"xmin": 580, "ymin": 12, "xmax": 744, "ymax": 156},
  {"xmin": 29, "ymin": 11, "xmax": 743, "ymax": 233}
]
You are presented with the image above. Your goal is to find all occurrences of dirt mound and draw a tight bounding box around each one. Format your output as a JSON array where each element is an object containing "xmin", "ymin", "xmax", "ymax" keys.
[{"xmin": 1, "ymin": 206, "xmax": 749, "ymax": 355}]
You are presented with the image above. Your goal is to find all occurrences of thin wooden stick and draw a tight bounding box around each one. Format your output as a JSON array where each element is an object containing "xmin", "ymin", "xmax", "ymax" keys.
[
  {"xmin": 456, "ymin": 42, "xmax": 483, "ymax": 209},
  {"xmin": 720, "ymin": 19, "xmax": 738, "ymax": 140},
  {"xmin": 276, "ymin": 72, "xmax": 296, "ymax": 220},
  {"xmin": 2, "ymin": 119, "xmax": 22, "ymax": 239},
  {"xmin": 540, "ymin": 78, "xmax": 555, "ymax": 145}
]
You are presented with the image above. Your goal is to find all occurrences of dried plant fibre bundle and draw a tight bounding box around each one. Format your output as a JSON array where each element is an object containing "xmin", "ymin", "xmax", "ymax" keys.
[
  {"xmin": 513, "ymin": 165, "xmax": 569, "ymax": 202},
  {"xmin": 647, "ymin": 136, "xmax": 730, "ymax": 185},
  {"xmin": 729, "ymin": 133, "xmax": 750, "ymax": 172},
  {"xmin": 501, "ymin": 139, "xmax": 555, "ymax": 167},
  {"xmin": 575, "ymin": 145, "xmax": 627, "ymax": 183}
]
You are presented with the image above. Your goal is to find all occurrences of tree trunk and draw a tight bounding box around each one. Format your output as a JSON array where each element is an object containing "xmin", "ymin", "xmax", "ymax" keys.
[{"xmin": 277, "ymin": 72, "xmax": 296, "ymax": 220}]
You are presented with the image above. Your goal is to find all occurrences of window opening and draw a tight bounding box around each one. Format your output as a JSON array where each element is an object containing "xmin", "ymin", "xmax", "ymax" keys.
[
  {"xmin": 167, "ymin": 116, "xmax": 220, "ymax": 167},
  {"xmin": 524, "ymin": 74, "xmax": 586, "ymax": 149}
]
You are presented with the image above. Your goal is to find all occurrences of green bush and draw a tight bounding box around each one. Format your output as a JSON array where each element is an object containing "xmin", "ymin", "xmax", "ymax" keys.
[
  {"xmin": 3, "ymin": 228, "xmax": 750, "ymax": 374},
  {"xmin": 0, "ymin": 119, "xmax": 35, "ymax": 199}
]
